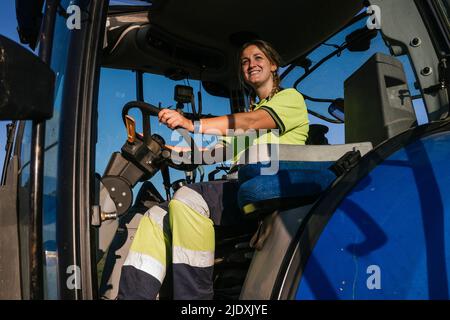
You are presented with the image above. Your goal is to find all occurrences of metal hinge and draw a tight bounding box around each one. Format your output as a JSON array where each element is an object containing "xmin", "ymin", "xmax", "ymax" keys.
[
  {"xmin": 423, "ymin": 57, "xmax": 450, "ymax": 95},
  {"xmin": 329, "ymin": 150, "xmax": 362, "ymax": 176}
]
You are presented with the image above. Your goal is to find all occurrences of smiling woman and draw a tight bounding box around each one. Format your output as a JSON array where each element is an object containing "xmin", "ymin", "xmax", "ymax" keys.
[
  {"xmin": 240, "ymin": 41, "xmax": 280, "ymax": 104},
  {"xmin": 117, "ymin": 39, "xmax": 310, "ymax": 300}
]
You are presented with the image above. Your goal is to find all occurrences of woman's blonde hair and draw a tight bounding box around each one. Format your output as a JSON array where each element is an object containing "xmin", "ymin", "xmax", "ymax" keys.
[{"xmin": 238, "ymin": 40, "xmax": 282, "ymax": 107}]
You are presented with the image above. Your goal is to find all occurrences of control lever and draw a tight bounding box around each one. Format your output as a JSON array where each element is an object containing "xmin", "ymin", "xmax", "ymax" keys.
[{"xmin": 125, "ymin": 115, "xmax": 136, "ymax": 144}]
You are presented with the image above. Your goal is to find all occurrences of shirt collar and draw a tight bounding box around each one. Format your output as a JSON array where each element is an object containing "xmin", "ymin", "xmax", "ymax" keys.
[{"xmin": 251, "ymin": 96, "xmax": 269, "ymax": 110}]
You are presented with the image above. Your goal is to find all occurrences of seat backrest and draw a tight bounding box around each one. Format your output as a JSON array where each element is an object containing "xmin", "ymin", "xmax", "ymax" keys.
[{"xmin": 305, "ymin": 124, "xmax": 329, "ymax": 145}]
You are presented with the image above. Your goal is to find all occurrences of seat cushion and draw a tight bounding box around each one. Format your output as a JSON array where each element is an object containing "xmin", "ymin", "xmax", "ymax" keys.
[{"xmin": 237, "ymin": 161, "xmax": 337, "ymax": 215}]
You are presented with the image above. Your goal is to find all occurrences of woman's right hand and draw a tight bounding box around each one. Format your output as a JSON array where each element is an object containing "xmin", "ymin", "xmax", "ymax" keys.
[{"xmin": 158, "ymin": 109, "xmax": 194, "ymax": 132}]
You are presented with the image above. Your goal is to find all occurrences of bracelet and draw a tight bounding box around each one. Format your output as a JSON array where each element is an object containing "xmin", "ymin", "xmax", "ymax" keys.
[{"xmin": 193, "ymin": 119, "xmax": 202, "ymax": 133}]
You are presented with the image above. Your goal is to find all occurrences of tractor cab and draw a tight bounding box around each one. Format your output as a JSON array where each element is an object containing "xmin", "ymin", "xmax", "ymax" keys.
[
  {"xmin": 96, "ymin": 0, "xmax": 377, "ymax": 299},
  {"xmin": 2, "ymin": 0, "xmax": 450, "ymax": 300}
]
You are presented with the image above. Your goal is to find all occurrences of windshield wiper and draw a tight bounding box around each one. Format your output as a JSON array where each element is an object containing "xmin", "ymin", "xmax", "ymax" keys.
[{"xmin": 1, "ymin": 121, "xmax": 17, "ymax": 185}]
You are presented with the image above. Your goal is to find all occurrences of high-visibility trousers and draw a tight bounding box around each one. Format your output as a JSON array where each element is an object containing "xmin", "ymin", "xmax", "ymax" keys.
[{"xmin": 118, "ymin": 180, "xmax": 243, "ymax": 300}]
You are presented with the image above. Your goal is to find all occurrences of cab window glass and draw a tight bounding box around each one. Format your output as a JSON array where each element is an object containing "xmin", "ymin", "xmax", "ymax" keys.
[
  {"xmin": 42, "ymin": 0, "xmax": 73, "ymax": 299},
  {"xmin": 16, "ymin": 120, "xmax": 32, "ymax": 298},
  {"xmin": 96, "ymin": 69, "xmax": 230, "ymax": 198},
  {"xmin": 281, "ymin": 18, "xmax": 426, "ymax": 144},
  {"xmin": 14, "ymin": 0, "xmax": 72, "ymax": 297},
  {"xmin": 143, "ymin": 73, "xmax": 230, "ymax": 195},
  {"xmin": 96, "ymin": 68, "xmax": 136, "ymax": 178}
]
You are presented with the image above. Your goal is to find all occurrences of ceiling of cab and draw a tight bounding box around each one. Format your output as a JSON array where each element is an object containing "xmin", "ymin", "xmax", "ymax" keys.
[{"xmin": 103, "ymin": 0, "xmax": 363, "ymax": 93}]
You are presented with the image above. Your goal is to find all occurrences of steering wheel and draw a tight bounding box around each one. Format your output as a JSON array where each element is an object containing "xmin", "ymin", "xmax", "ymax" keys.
[{"xmin": 121, "ymin": 101, "xmax": 201, "ymax": 172}]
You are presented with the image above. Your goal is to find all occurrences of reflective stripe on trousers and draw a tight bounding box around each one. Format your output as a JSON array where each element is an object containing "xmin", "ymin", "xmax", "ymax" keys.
[{"xmin": 118, "ymin": 186, "xmax": 215, "ymax": 300}]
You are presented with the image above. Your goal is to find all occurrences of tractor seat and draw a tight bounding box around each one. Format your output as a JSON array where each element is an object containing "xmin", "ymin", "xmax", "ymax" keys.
[
  {"xmin": 237, "ymin": 161, "xmax": 336, "ymax": 217},
  {"xmin": 236, "ymin": 143, "xmax": 373, "ymax": 218}
]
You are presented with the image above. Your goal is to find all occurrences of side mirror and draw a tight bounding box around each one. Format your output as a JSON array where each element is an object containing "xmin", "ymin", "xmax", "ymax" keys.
[
  {"xmin": 0, "ymin": 35, "xmax": 55, "ymax": 121},
  {"xmin": 328, "ymin": 98, "xmax": 345, "ymax": 122}
]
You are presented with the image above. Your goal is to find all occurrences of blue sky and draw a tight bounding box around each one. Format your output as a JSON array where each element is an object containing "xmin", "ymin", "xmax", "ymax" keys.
[{"xmin": 1, "ymin": 1, "xmax": 429, "ymax": 196}]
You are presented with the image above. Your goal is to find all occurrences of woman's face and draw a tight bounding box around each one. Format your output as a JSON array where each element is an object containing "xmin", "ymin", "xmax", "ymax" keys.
[{"xmin": 241, "ymin": 44, "xmax": 277, "ymax": 89}]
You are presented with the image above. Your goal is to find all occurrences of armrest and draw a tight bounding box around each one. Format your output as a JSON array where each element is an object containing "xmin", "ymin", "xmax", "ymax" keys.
[{"xmin": 237, "ymin": 143, "xmax": 373, "ymax": 164}]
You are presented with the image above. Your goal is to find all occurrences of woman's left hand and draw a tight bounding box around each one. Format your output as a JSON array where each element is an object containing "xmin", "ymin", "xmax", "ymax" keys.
[{"xmin": 158, "ymin": 109, "xmax": 194, "ymax": 131}]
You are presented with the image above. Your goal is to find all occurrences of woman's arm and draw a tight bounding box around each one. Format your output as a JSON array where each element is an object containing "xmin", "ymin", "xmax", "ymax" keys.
[
  {"xmin": 158, "ymin": 109, "xmax": 277, "ymax": 135},
  {"xmin": 200, "ymin": 109, "xmax": 277, "ymax": 135}
]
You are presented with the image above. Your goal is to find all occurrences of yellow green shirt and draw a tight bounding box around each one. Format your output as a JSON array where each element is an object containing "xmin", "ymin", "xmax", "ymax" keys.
[{"xmin": 219, "ymin": 88, "xmax": 309, "ymax": 162}]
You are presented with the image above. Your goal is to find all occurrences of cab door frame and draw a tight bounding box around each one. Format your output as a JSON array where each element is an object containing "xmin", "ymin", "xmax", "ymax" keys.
[{"xmin": 54, "ymin": 0, "xmax": 109, "ymax": 299}]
